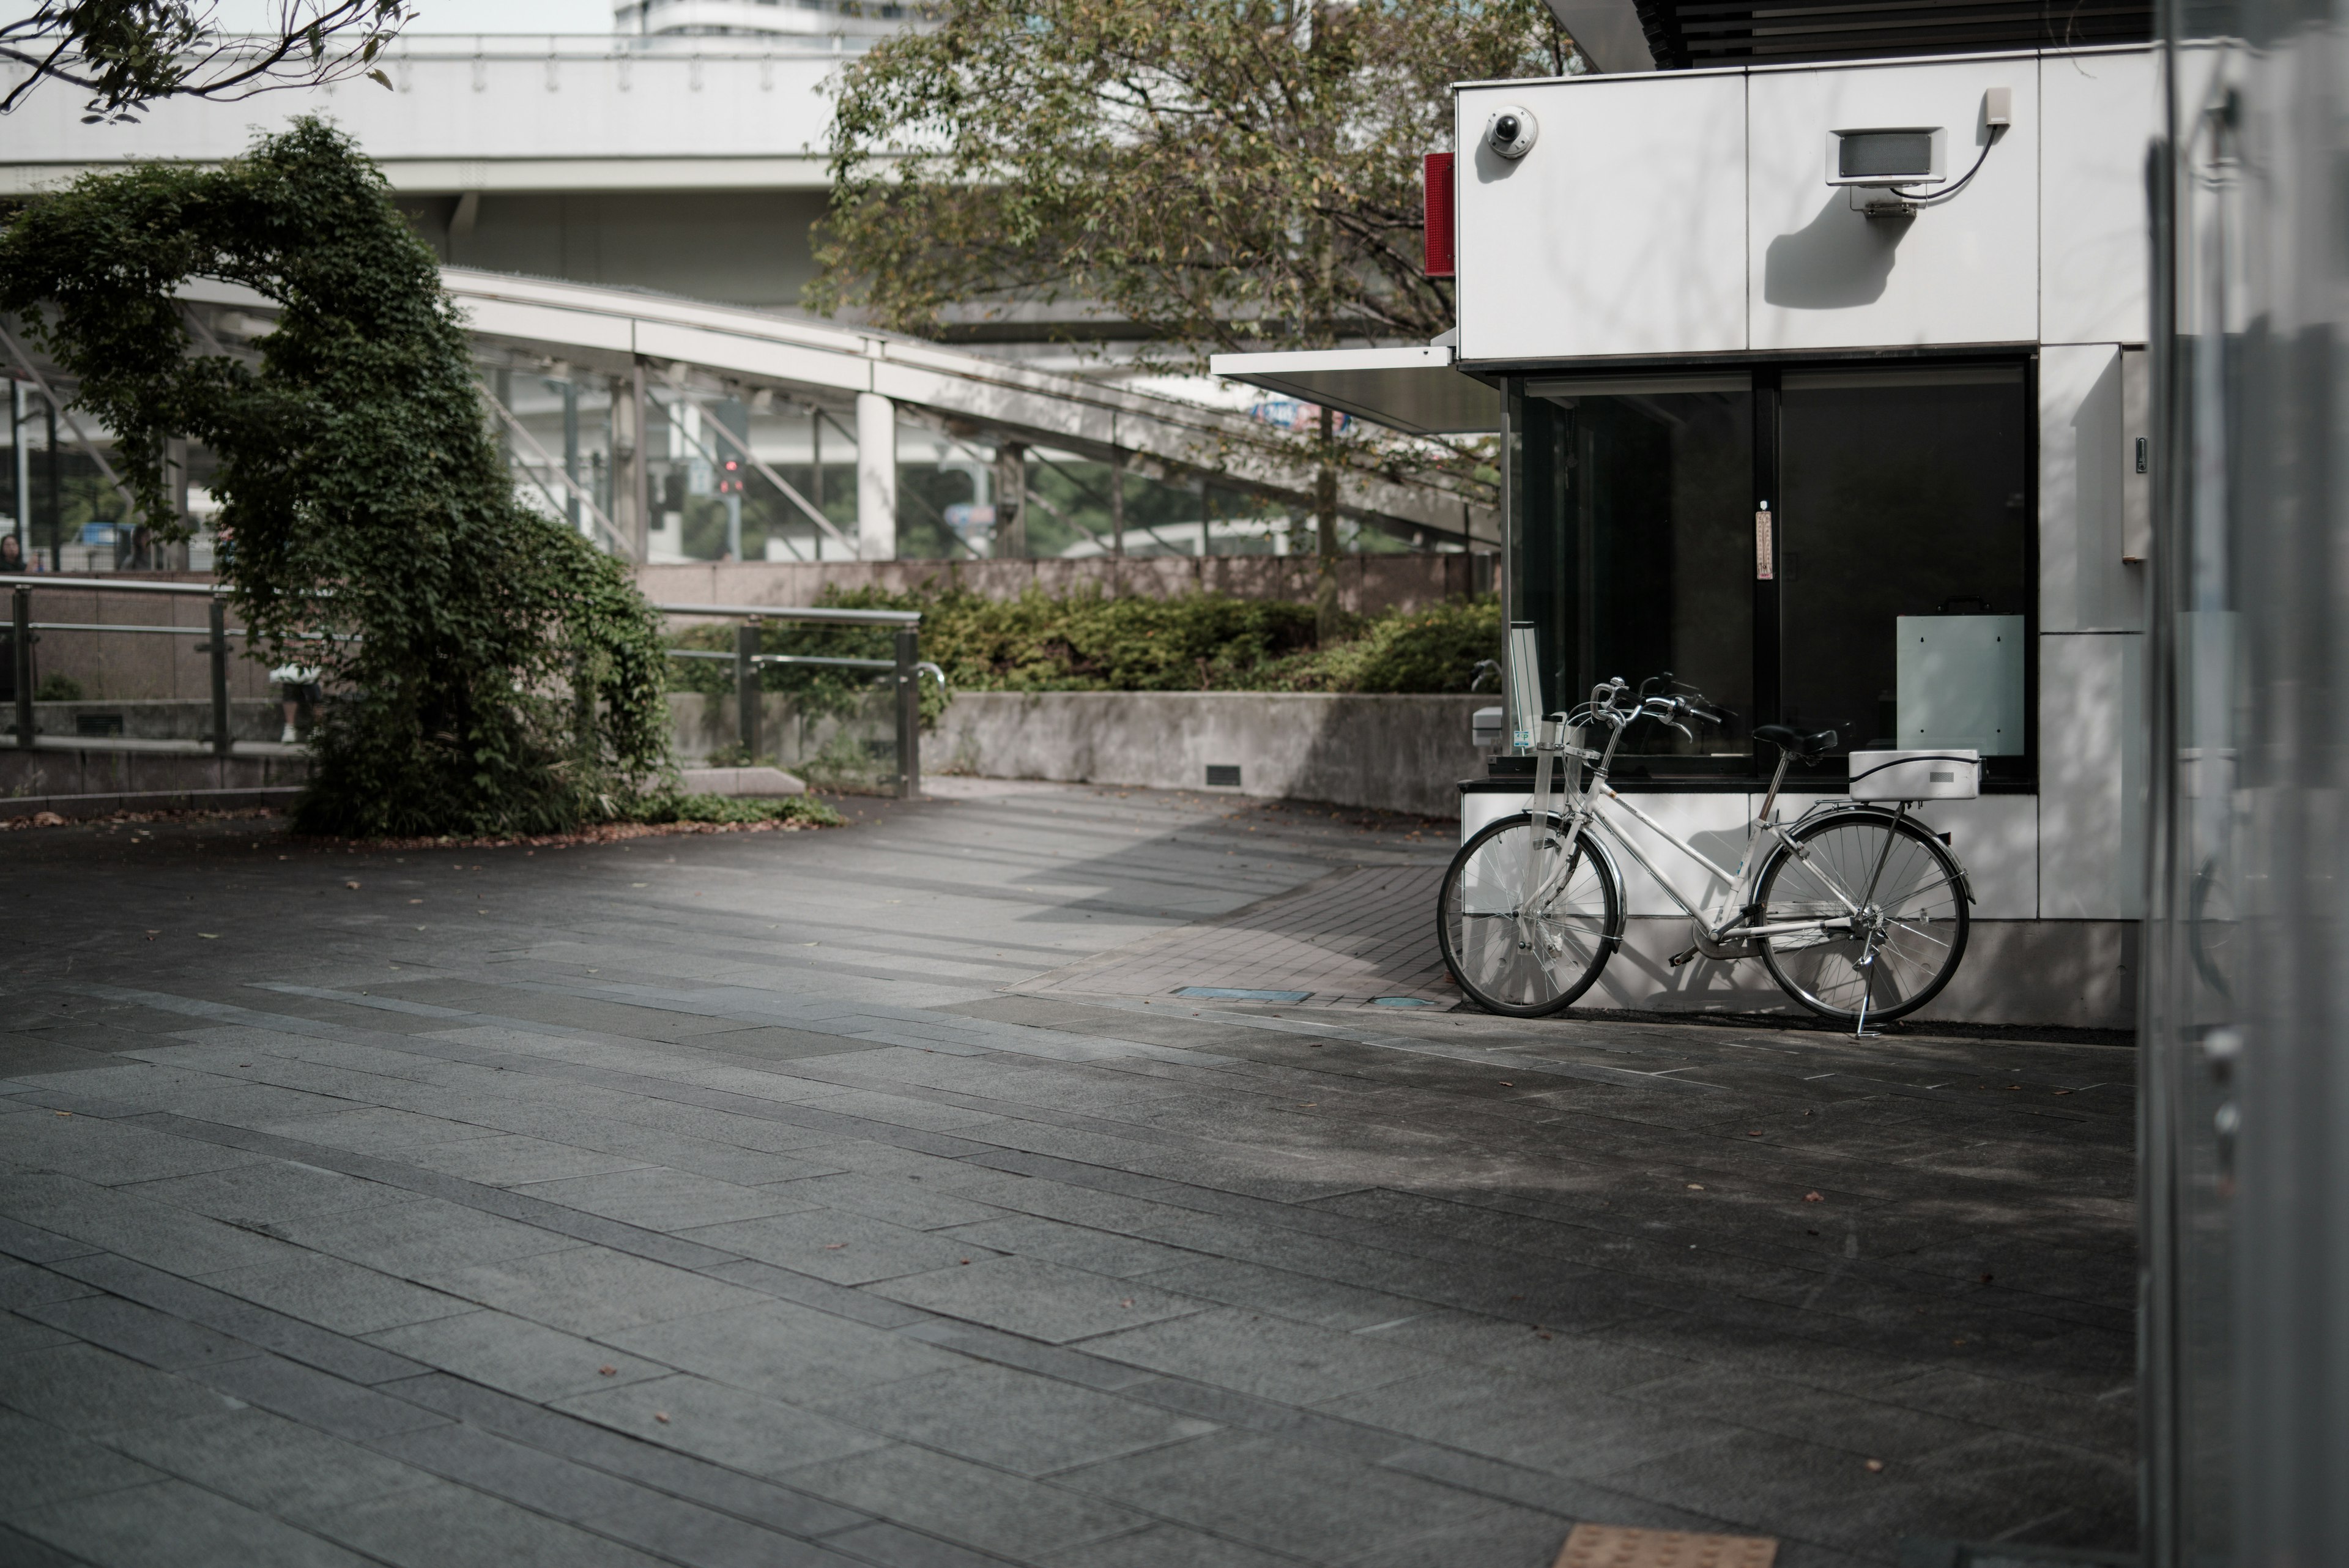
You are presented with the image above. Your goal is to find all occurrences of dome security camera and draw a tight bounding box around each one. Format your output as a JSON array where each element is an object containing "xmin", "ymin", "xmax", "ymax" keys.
[{"xmin": 1486, "ymin": 105, "xmax": 1538, "ymax": 160}]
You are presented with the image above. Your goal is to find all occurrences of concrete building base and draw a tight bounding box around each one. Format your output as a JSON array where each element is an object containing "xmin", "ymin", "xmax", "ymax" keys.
[
  {"xmin": 1, "ymin": 740, "xmax": 310, "ymax": 803},
  {"xmin": 1593, "ymin": 915, "xmax": 2136, "ymax": 1031},
  {"xmin": 930, "ymin": 691, "xmax": 1488, "ymax": 818}
]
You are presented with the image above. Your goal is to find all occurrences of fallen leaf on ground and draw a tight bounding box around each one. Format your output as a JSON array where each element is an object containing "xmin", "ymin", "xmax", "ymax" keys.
[
  {"xmin": 653, "ymin": 1413, "xmax": 670, "ymax": 1424},
  {"xmin": 1686, "ymin": 1183, "xmax": 1705, "ymax": 1191},
  {"xmin": 1803, "ymin": 1191, "xmax": 1825, "ymax": 1202},
  {"xmin": 344, "ymin": 881, "xmax": 360, "ymax": 890},
  {"xmin": 823, "ymin": 1243, "xmax": 846, "ymax": 1250},
  {"xmin": 198, "ymin": 933, "xmax": 218, "ymax": 940},
  {"xmin": 598, "ymin": 1365, "xmax": 617, "ymax": 1377},
  {"xmin": 1866, "ymin": 1459, "xmax": 1885, "ymax": 1473},
  {"xmin": 1120, "ymin": 1298, "xmax": 1134, "ymax": 1308}
]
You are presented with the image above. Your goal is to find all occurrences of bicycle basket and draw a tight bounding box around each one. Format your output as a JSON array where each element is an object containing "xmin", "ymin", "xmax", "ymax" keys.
[{"xmin": 1847, "ymin": 749, "xmax": 1980, "ymax": 801}]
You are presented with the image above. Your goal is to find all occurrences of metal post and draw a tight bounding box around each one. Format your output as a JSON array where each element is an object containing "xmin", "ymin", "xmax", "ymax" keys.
[
  {"xmin": 1109, "ymin": 448, "xmax": 1125, "ymax": 559},
  {"xmin": 11, "ymin": 584, "xmax": 31, "ymax": 749},
  {"xmin": 206, "ymin": 596, "xmax": 231, "ymax": 756},
  {"xmin": 894, "ymin": 626, "xmax": 919, "ymax": 800},
  {"xmin": 735, "ymin": 617, "xmax": 762, "ymax": 763}
]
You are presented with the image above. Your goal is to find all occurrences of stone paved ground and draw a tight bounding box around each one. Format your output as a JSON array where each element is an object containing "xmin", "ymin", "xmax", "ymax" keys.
[{"xmin": 0, "ymin": 779, "xmax": 2135, "ymax": 1568}]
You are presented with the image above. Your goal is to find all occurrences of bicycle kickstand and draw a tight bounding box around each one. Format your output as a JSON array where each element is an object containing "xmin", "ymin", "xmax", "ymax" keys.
[{"xmin": 1852, "ymin": 934, "xmax": 1883, "ymax": 1038}]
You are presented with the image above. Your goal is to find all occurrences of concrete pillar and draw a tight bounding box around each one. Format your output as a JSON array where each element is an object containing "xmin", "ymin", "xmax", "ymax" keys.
[
  {"xmin": 610, "ymin": 368, "xmax": 646, "ymax": 561},
  {"xmin": 855, "ymin": 391, "xmax": 896, "ymax": 562},
  {"xmin": 995, "ymin": 440, "xmax": 1027, "ymax": 559}
]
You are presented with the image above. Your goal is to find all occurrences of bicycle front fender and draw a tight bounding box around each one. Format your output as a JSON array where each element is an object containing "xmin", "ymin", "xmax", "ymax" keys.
[{"xmin": 1568, "ymin": 821, "xmax": 1630, "ymax": 951}]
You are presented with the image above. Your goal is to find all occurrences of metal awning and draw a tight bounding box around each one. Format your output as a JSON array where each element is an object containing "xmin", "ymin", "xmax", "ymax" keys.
[{"xmin": 1209, "ymin": 345, "xmax": 1502, "ymax": 437}]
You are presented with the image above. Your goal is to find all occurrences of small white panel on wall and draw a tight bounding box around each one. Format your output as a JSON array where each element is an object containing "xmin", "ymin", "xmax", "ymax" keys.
[
  {"xmin": 1748, "ymin": 59, "xmax": 2039, "ymax": 351},
  {"xmin": 1457, "ymin": 74, "xmax": 1748, "ymax": 363},
  {"xmin": 2039, "ymin": 343, "xmax": 2147, "ymax": 633},
  {"xmin": 2039, "ymin": 631, "xmax": 2146, "ymax": 918},
  {"xmin": 2041, "ymin": 48, "xmax": 2159, "ymax": 347},
  {"xmin": 1898, "ymin": 614, "xmax": 2027, "ymax": 753}
]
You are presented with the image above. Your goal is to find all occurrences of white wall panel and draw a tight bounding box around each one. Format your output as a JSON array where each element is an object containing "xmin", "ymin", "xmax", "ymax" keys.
[
  {"xmin": 1457, "ymin": 75, "xmax": 1748, "ymax": 362},
  {"xmin": 2039, "ymin": 632, "xmax": 2147, "ymax": 918},
  {"xmin": 1748, "ymin": 59, "xmax": 2039, "ymax": 350},
  {"xmin": 1772, "ymin": 793, "xmax": 2039, "ymax": 917},
  {"xmin": 2041, "ymin": 48, "xmax": 2159, "ymax": 346},
  {"xmin": 2041, "ymin": 343, "xmax": 2148, "ymax": 633}
]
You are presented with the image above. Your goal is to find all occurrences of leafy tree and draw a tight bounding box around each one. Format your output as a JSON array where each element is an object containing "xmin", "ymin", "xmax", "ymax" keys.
[
  {"xmin": 1, "ymin": 1, "xmax": 409, "ymax": 122},
  {"xmin": 812, "ymin": 0, "xmax": 1569, "ymax": 635},
  {"xmin": 0, "ymin": 117, "xmax": 674, "ymax": 838}
]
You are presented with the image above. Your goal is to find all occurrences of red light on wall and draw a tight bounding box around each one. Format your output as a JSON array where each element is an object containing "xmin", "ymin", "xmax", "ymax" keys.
[{"xmin": 1423, "ymin": 152, "xmax": 1455, "ymax": 279}]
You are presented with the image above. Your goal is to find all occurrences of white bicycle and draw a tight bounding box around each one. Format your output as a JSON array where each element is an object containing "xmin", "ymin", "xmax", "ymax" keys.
[{"xmin": 1437, "ymin": 676, "xmax": 1978, "ymax": 1032}]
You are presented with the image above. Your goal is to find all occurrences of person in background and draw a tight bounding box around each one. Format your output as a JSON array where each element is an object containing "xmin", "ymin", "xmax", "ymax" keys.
[
  {"xmin": 0, "ymin": 534, "xmax": 25, "ymax": 573},
  {"xmin": 271, "ymin": 660, "xmax": 321, "ymax": 745}
]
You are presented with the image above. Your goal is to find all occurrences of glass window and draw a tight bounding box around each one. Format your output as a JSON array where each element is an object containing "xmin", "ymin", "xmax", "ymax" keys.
[
  {"xmin": 1510, "ymin": 359, "xmax": 2035, "ymax": 785},
  {"xmin": 1517, "ymin": 375, "xmax": 1754, "ymax": 774},
  {"xmin": 1779, "ymin": 366, "xmax": 2031, "ymax": 773}
]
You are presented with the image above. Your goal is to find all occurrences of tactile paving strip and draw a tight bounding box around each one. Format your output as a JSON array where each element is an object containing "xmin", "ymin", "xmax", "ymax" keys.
[{"xmin": 1553, "ymin": 1523, "xmax": 1779, "ymax": 1568}]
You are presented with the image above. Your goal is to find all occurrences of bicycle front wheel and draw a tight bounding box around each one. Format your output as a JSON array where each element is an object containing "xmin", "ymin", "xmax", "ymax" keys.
[
  {"xmin": 1754, "ymin": 811, "xmax": 1970, "ymax": 1024},
  {"xmin": 1438, "ymin": 812, "xmax": 1620, "ymax": 1018}
]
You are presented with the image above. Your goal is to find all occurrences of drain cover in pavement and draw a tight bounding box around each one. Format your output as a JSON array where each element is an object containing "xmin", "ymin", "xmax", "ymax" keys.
[
  {"xmin": 1173, "ymin": 986, "xmax": 1312, "ymax": 1003},
  {"xmin": 1554, "ymin": 1524, "xmax": 1778, "ymax": 1568}
]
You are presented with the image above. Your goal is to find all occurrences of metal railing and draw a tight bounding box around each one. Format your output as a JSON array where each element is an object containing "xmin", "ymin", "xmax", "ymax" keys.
[
  {"xmin": 3, "ymin": 574, "xmax": 245, "ymax": 757},
  {"xmin": 651, "ymin": 601, "xmax": 937, "ymax": 800},
  {"xmin": 3, "ymin": 578, "xmax": 940, "ymax": 798}
]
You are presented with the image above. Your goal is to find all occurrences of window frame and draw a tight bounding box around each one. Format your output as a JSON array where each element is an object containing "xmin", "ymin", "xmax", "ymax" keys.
[{"xmin": 1504, "ymin": 351, "xmax": 2040, "ymax": 793}]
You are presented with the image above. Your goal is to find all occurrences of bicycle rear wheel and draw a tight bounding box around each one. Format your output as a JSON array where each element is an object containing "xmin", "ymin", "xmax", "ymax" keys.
[
  {"xmin": 1438, "ymin": 812, "xmax": 1620, "ymax": 1017},
  {"xmin": 1754, "ymin": 811, "xmax": 1970, "ymax": 1024}
]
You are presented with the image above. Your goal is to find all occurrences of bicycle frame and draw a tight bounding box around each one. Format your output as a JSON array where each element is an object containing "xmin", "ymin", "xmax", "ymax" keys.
[{"xmin": 1515, "ymin": 700, "xmax": 1907, "ymax": 960}]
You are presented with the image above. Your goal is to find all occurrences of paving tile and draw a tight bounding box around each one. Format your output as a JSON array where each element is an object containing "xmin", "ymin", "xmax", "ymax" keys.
[
  {"xmin": 387, "ymin": 1134, "xmax": 655, "ymax": 1186},
  {"xmin": 423, "ymin": 1246, "xmax": 763, "ymax": 1336},
  {"xmin": 682, "ymin": 1208, "xmax": 992, "ymax": 1286},
  {"xmin": 515, "ymin": 1165, "xmax": 807, "ymax": 1228},
  {"xmin": 0, "ymin": 1311, "xmax": 75, "ymax": 1356},
  {"xmin": 363, "ymin": 1310, "xmax": 672, "ymax": 1401},
  {"xmin": 0, "ymin": 1341, "xmax": 242, "ymax": 1434},
  {"xmin": 872, "ymin": 1257, "xmax": 1206, "ymax": 1344},
  {"xmin": 1058, "ymin": 1431, "xmax": 1504, "ymax": 1564},
  {"xmin": 768, "ymin": 1172, "xmax": 1009, "ymax": 1231},
  {"xmin": 5, "ymin": 1477, "xmax": 375, "ymax": 1568},
  {"xmin": 1132, "ymin": 1257, "xmax": 1438, "ymax": 1331},
  {"xmin": 0, "ymin": 1115, "xmax": 264, "ymax": 1186},
  {"xmin": 121, "ymin": 1160, "xmax": 403, "ymax": 1227},
  {"xmin": 1078, "ymin": 1309, "xmax": 1434, "ymax": 1404},
  {"xmin": 0, "ymin": 1172, "xmax": 310, "ymax": 1276},
  {"xmin": 262, "ymin": 1197, "xmax": 579, "ymax": 1277},
  {"xmin": 253, "ymin": 1107, "xmax": 508, "ymax": 1156},
  {"xmin": 604, "ymin": 1299, "xmax": 968, "ymax": 1405},
  {"xmin": 192, "ymin": 1352, "xmax": 446, "ymax": 1442},
  {"xmin": 582, "ymin": 1488, "xmax": 871, "ymax": 1568},
  {"xmin": 102, "ymin": 1407, "xmax": 437, "ymax": 1522},
  {"xmin": 552, "ymin": 1373, "xmax": 893, "ymax": 1480},
  {"xmin": 1033, "ymin": 1523, "xmax": 1301, "ymax": 1568},
  {"xmin": 0, "ymin": 1263, "xmax": 98, "ymax": 1313},
  {"xmin": 1313, "ymin": 1365, "xmax": 1745, "ymax": 1481},
  {"xmin": 199, "ymin": 1255, "xmax": 477, "ymax": 1337},
  {"xmin": 23, "ymin": 1291, "xmax": 262, "ymax": 1372},
  {"xmin": 310, "ymin": 1476, "xmax": 667, "ymax": 1567},
  {"xmin": 940, "ymin": 1215, "xmax": 1204, "ymax": 1279},
  {"xmin": 1617, "ymin": 1367, "xmax": 1983, "ymax": 1462},
  {"xmin": 781, "ymin": 1443, "xmax": 1150, "ymax": 1560},
  {"xmin": 0, "ymin": 1408, "xmax": 165, "ymax": 1510},
  {"xmin": 806, "ymin": 1361, "xmax": 1217, "ymax": 1476}
]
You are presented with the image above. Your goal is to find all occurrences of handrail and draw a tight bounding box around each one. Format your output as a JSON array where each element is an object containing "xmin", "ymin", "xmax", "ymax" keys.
[
  {"xmin": 650, "ymin": 601, "xmax": 919, "ymax": 626},
  {"xmin": 0, "ymin": 574, "xmax": 218, "ymax": 596}
]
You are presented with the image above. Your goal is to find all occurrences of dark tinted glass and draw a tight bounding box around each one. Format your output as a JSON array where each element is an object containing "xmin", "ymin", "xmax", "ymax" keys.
[
  {"xmin": 1778, "ymin": 366, "xmax": 2030, "ymax": 772},
  {"xmin": 1534, "ymin": 378, "xmax": 1754, "ymax": 768}
]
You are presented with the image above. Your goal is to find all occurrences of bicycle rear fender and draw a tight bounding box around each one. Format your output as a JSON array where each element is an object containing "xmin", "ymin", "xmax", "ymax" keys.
[{"xmin": 1785, "ymin": 803, "xmax": 1976, "ymax": 907}]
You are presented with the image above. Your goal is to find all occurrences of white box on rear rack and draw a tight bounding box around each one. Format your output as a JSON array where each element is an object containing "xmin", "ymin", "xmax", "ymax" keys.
[{"xmin": 1847, "ymin": 749, "xmax": 1981, "ymax": 801}]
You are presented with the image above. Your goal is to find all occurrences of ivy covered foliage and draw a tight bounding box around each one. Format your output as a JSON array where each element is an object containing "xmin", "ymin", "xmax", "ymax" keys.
[
  {"xmin": 667, "ymin": 587, "xmax": 1499, "ymax": 699},
  {"xmin": 0, "ymin": 119, "xmax": 673, "ymax": 838}
]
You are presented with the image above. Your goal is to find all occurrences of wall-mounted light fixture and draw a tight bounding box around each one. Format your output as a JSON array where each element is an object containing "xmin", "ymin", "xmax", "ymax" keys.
[{"xmin": 1827, "ymin": 89, "xmax": 2010, "ymax": 220}]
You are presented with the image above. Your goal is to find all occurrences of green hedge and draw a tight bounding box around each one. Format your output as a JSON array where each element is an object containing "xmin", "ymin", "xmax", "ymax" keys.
[{"xmin": 665, "ymin": 589, "xmax": 1499, "ymax": 702}]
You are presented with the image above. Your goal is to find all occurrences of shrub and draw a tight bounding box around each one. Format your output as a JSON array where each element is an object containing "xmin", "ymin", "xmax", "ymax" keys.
[
  {"xmin": 0, "ymin": 119, "xmax": 672, "ymax": 839},
  {"xmin": 632, "ymin": 792, "xmax": 843, "ymax": 828},
  {"xmin": 34, "ymin": 674, "xmax": 83, "ymax": 702},
  {"xmin": 664, "ymin": 586, "xmax": 1497, "ymax": 702}
]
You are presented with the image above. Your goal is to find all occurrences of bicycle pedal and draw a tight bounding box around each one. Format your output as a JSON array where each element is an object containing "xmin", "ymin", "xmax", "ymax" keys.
[{"xmin": 1668, "ymin": 945, "xmax": 1701, "ymax": 968}]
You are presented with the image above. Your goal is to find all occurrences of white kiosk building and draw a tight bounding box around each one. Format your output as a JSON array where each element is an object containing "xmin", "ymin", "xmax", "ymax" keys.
[{"xmin": 1222, "ymin": 38, "xmax": 2157, "ymax": 1028}]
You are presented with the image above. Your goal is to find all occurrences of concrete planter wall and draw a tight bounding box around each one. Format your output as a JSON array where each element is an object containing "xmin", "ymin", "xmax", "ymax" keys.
[{"xmin": 930, "ymin": 691, "xmax": 1488, "ymax": 817}]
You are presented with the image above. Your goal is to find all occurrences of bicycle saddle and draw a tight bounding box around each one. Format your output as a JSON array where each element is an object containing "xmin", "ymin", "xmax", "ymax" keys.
[{"xmin": 1754, "ymin": 724, "xmax": 1838, "ymax": 762}]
